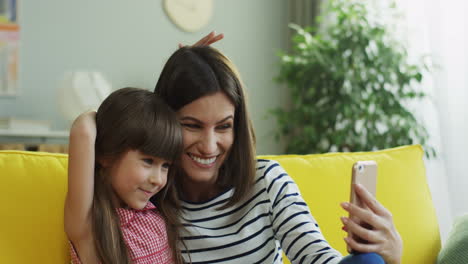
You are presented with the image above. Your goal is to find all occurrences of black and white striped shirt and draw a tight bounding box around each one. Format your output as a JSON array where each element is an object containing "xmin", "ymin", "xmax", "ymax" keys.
[{"xmin": 179, "ymin": 159, "xmax": 342, "ymax": 264}]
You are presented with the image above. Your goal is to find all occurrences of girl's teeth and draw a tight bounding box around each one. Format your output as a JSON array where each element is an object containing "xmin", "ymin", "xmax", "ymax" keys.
[{"xmin": 190, "ymin": 154, "xmax": 216, "ymax": 165}]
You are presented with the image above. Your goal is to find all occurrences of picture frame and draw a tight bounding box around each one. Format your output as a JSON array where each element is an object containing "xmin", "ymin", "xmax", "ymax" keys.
[{"xmin": 0, "ymin": 0, "xmax": 18, "ymax": 96}]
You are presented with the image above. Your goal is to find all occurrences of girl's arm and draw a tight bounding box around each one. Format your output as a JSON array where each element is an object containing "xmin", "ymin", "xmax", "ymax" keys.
[{"xmin": 64, "ymin": 111, "xmax": 97, "ymax": 243}]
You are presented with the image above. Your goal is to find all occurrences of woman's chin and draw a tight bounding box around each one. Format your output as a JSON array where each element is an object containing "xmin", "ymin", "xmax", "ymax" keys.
[
  {"xmin": 182, "ymin": 156, "xmax": 222, "ymax": 183},
  {"xmin": 185, "ymin": 170, "xmax": 218, "ymax": 184}
]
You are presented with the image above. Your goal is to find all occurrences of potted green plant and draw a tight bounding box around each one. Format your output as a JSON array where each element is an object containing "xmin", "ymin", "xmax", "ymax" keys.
[{"xmin": 272, "ymin": 0, "xmax": 435, "ymax": 157}]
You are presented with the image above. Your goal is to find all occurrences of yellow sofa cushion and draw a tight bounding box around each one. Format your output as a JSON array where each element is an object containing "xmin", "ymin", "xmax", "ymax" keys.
[
  {"xmin": 0, "ymin": 145, "xmax": 439, "ymax": 263},
  {"xmin": 260, "ymin": 145, "xmax": 440, "ymax": 264},
  {"xmin": 0, "ymin": 151, "xmax": 69, "ymax": 263}
]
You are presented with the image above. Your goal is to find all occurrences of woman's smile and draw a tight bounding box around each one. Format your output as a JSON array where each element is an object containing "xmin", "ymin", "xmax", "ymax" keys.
[{"xmin": 188, "ymin": 153, "xmax": 218, "ymax": 167}]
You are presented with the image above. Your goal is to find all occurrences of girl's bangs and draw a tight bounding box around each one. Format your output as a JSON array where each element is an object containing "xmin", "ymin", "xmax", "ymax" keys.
[{"xmin": 137, "ymin": 112, "xmax": 182, "ymax": 162}]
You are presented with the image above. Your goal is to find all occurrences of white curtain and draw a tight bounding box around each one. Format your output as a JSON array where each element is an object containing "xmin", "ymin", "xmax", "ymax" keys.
[
  {"xmin": 393, "ymin": 0, "xmax": 468, "ymax": 242},
  {"xmin": 290, "ymin": 0, "xmax": 466, "ymax": 242}
]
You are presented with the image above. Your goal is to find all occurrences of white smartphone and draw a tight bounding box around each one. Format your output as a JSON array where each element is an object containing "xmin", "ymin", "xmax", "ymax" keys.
[{"xmin": 348, "ymin": 160, "xmax": 377, "ymax": 248}]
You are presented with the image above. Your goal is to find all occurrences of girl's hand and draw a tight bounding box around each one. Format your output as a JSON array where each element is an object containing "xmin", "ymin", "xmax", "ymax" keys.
[
  {"xmin": 70, "ymin": 111, "xmax": 97, "ymax": 139},
  {"xmin": 340, "ymin": 183, "xmax": 403, "ymax": 264},
  {"xmin": 178, "ymin": 31, "xmax": 224, "ymax": 48}
]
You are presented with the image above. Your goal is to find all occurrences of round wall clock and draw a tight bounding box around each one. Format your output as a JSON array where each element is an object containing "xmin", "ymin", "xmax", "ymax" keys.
[{"xmin": 163, "ymin": 0, "xmax": 213, "ymax": 32}]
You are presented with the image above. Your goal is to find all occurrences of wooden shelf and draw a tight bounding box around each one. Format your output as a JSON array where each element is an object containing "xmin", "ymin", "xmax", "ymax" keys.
[
  {"xmin": 0, "ymin": 129, "xmax": 69, "ymax": 151},
  {"xmin": 0, "ymin": 129, "xmax": 68, "ymax": 138}
]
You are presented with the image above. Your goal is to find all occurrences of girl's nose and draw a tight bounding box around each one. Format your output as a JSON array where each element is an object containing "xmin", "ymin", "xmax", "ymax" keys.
[{"xmin": 149, "ymin": 169, "xmax": 165, "ymax": 187}]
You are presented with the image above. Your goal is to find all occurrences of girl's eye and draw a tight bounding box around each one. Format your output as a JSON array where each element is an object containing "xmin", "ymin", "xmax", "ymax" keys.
[
  {"xmin": 142, "ymin": 158, "xmax": 153, "ymax": 165},
  {"xmin": 162, "ymin": 162, "xmax": 171, "ymax": 169}
]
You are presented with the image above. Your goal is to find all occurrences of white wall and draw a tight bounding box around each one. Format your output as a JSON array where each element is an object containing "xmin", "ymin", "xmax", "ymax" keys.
[{"xmin": 0, "ymin": 0, "xmax": 288, "ymax": 155}]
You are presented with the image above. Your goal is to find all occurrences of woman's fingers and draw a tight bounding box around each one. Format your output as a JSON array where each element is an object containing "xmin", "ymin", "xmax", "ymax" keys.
[
  {"xmin": 341, "ymin": 202, "xmax": 386, "ymax": 230},
  {"xmin": 341, "ymin": 216, "xmax": 381, "ymax": 244},
  {"xmin": 343, "ymin": 235, "xmax": 380, "ymax": 253},
  {"xmin": 340, "ymin": 195, "xmax": 403, "ymax": 264},
  {"xmin": 354, "ymin": 183, "xmax": 391, "ymax": 218}
]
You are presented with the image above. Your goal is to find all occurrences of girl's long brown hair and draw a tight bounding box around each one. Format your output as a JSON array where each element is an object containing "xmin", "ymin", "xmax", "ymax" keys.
[
  {"xmin": 93, "ymin": 87, "xmax": 183, "ymax": 264},
  {"xmin": 154, "ymin": 46, "xmax": 257, "ymax": 260}
]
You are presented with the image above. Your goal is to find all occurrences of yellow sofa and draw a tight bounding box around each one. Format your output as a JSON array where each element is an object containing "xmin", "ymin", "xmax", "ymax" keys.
[{"xmin": 0, "ymin": 145, "xmax": 440, "ymax": 263}]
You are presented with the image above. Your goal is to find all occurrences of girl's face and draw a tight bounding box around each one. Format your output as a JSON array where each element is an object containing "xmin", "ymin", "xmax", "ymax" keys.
[
  {"xmin": 177, "ymin": 92, "xmax": 235, "ymax": 185},
  {"xmin": 106, "ymin": 150, "xmax": 171, "ymax": 209}
]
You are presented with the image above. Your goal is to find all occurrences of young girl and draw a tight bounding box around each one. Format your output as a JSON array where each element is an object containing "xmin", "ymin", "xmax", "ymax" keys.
[{"xmin": 64, "ymin": 87, "xmax": 184, "ymax": 264}]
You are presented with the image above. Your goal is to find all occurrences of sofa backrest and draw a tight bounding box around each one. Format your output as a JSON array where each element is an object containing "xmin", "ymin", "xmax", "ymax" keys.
[
  {"xmin": 260, "ymin": 145, "xmax": 440, "ymax": 264},
  {"xmin": 0, "ymin": 151, "xmax": 69, "ymax": 263},
  {"xmin": 0, "ymin": 145, "xmax": 440, "ymax": 263}
]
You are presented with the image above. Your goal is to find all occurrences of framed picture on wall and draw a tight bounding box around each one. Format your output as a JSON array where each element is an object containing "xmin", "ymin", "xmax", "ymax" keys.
[{"xmin": 0, "ymin": 0, "xmax": 18, "ymax": 96}]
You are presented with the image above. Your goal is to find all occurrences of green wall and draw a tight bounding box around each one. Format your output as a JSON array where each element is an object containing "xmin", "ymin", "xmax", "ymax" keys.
[{"xmin": 0, "ymin": 0, "xmax": 288, "ymax": 154}]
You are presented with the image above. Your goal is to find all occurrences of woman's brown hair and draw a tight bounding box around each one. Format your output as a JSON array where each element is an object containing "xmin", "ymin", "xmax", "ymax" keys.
[
  {"xmin": 92, "ymin": 87, "xmax": 183, "ymax": 263},
  {"xmin": 154, "ymin": 46, "xmax": 257, "ymax": 211}
]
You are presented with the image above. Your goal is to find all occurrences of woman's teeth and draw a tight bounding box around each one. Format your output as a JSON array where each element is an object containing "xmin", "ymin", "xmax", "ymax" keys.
[{"xmin": 189, "ymin": 154, "xmax": 216, "ymax": 165}]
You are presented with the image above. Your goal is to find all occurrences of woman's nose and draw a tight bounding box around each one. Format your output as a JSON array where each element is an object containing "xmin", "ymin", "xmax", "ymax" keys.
[{"xmin": 198, "ymin": 129, "xmax": 217, "ymax": 155}]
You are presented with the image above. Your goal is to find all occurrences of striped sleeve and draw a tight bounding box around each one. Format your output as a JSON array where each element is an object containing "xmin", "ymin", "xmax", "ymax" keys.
[{"xmin": 260, "ymin": 160, "xmax": 342, "ymax": 264}]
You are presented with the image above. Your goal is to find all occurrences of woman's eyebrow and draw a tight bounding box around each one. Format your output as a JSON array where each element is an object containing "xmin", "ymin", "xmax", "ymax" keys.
[
  {"xmin": 179, "ymin": 116, "xmax": 200, "ymax": 123},
  {"xmin": 216, "ymin": 116, "xmax": 234, "ymax": 124},
  {"xmin": 179, "ymin": 115, "xmax": 234, "ymax": 124}
]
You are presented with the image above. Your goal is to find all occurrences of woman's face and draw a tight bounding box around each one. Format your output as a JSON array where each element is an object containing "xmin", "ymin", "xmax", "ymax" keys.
[{"xmin": 177, "ymin": 91, "xmax": 235, "ymax": 185}]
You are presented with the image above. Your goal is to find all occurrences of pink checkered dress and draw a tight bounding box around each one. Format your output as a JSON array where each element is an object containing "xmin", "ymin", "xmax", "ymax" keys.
[{"xmin": 70, "ymin": 202, "xmax": 173, "ymax": 264}]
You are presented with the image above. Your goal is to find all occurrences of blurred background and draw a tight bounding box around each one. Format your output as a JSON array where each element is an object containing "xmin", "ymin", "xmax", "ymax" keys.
[{"xmin": 0, "ymin": 0, "xmax": 467, "ymax": 246}]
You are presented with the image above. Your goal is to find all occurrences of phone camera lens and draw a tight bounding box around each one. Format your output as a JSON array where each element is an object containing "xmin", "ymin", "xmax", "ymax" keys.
[{"xmin": 358, "ymin": 165, "xmax": 363, "ymax": 172}]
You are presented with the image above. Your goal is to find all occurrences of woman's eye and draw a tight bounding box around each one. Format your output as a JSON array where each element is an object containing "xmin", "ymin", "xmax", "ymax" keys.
[
  {"xmin": 162, "ymin": 162, "xmax": 171, "ymax": 169},
  {"xmin": 217, "ymin": 123, "xmax": 232, "ymax": 130},
  {"xmin": 182, "ymin": 123, "xmax": 200, "ymax": 129},
  {"xmin": 142, "ymin": 158, "xmax": 153, "ymax": 165}
]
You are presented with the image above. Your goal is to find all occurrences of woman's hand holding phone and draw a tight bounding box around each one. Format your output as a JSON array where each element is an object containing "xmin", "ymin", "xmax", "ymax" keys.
[
  {"xmin": 340, "ymin": 178, "xmax": 403, "ymax": 264},
  {"xmin": 348, "ymin": 161, "xmax": 377, "ymax": 245}
]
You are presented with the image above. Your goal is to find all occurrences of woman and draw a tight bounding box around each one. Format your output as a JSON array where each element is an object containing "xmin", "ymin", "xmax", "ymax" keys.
[{"xmin": 153, "ymin": 44, "xmax": 402, "ymax": 264}]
